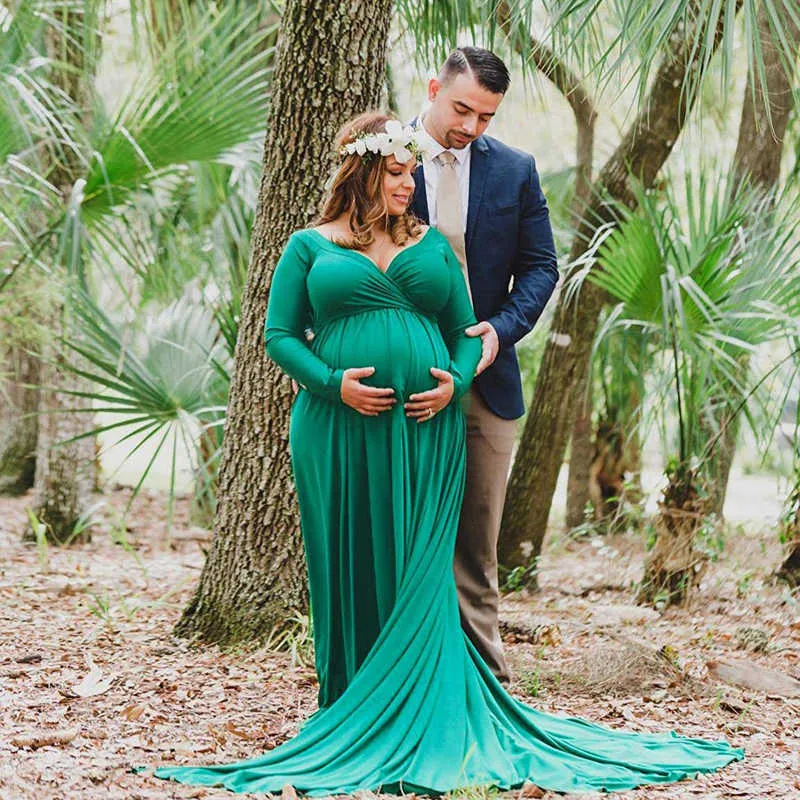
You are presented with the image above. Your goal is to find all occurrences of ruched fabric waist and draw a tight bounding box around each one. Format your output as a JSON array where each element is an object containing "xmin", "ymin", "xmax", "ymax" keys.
[{"xmin": 313, "ymin": 305, "xmax": 436, "ymax": 334}]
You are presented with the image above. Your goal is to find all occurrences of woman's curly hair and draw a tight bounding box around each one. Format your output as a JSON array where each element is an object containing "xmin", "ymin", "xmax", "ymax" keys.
[{"xmin": 313, "ymin": 110, "xmax": 424, "ymax": 250}]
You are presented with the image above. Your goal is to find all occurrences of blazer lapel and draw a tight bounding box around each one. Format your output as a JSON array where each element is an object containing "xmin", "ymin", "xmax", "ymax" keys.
[
  {"xmin": 412, "ymin": 166, "xmax": 429, "ymax": 223},
  {"xmin": 466, "ymin": 136, "xmax": 489, "ymax": 254}
]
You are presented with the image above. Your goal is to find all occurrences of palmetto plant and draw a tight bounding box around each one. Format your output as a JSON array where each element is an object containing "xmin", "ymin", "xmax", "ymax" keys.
[
  {"xmin": 61, "ymin": 290, "xmax": 232, "ymax": 524},
  {"xmin": 0, "ymin": 1, "xmax": 271, "ymax": 525},
  {"xmin": 568, "ymin": 173, "xmax": 800, "ymax": 605},
  {"xmin": 396, "ymin": 0, "xmax": 798, "ymax": 116},
  {"xmin": 1, "ymin": 0, "xmax": 273, "ymax": 292}
]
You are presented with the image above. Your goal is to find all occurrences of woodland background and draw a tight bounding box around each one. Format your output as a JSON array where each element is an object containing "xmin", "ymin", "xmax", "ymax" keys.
[{"xmin": 1, "ymin": 1, "xmax": 800, "ymax": 798}]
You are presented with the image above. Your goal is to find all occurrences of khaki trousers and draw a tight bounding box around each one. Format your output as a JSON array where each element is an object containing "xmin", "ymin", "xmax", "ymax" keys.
[{"xmin": 454, "ymin": 385, "xmax": 516, "ymax": 683}]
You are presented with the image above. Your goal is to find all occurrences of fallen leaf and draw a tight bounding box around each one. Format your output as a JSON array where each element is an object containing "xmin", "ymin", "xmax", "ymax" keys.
[
  {"xmin": 67, "ymin": 658, "xmax": 115, "ymax": 698},
  {"xmin": 225, "ymin": 721, "xmax": 256, "ymax": 739},
  {"xmin": 12, "ymin": 728, "xmax": 79, "ymax": 749},
  {"xmin": 16, "ymin": 652, "xmax": 42, "ymax": 664},
  {"xmin": 121, "ymin": 704, "xmax": 146, "ymax": 721}
]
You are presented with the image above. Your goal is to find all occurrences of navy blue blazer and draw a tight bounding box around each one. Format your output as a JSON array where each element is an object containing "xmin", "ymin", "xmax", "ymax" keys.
[{"xmin": 410, "ymin": 134, "xmax": 559, "ymax": 420}]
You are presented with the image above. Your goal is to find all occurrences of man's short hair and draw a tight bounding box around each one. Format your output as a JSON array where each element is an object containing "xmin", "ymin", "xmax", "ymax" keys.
[{"xmin": 438, "ymin": 46, "xmax": 510, "ymax": 95}]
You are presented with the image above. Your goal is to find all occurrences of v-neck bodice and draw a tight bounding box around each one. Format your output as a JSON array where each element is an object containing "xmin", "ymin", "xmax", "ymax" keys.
[
  {"xmin": 306, "ymin": 226, "xmax": 432, "ymax": 276},
  {"xmin": 295, "ymin": 226, "xmax": 459, "ymax": 326},
  {"xmin": 263, "ymin": 225, "xmax": 480, "ymax": 402}
]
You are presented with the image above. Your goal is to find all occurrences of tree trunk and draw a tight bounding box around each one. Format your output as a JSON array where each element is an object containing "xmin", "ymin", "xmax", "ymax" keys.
[
  {"xmin": 588, "ymin": 417, "xmax": 626, "ymax": 525},
  {"xmin": 707, "ymin": 0, "xmax": 800, "ymax": 516},
  {"xmin": 641, "ymin": 0, "xmax": 800, "ymax": 602},
  {"xmin": 777, "ymin": 475, "xmax": 800, "ymax": 586},
  {"xmin": 586, "ymin": 376, "xmax": 644, "ymax": 531},
  {"xmin": 174, "ymin": 0, "xmax": 394, "ymax": 647},
  {"xmin": 0, "ymin": 342, "xmax": 40, "ymax": 495},
  {"xmin": 778, "ymin": 542, "xmax": 800, "ymax": 586},
  {"xmin": 496, "ymin": 0, "xmax": 598, "ymax": 539},
  {"xmin": 565, "ymin": 376, "xmax": 592, "ymax": 529},
  {"xmin": 30, "ymin": 9, "xmax": 98, "ymax": 544},
  {"xmin": 498, "ymin": 5, "xmax": 738, "ymax": 575},
  {"xmin": 637, "ymin": 467, "xmax": 709, "ymax": 606},
  {"xmin": 31, "ymin": 302, "xmax": 95, "ymax": 544}
]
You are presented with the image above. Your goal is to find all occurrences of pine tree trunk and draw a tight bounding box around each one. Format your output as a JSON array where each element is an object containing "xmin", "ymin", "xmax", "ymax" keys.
[
  {"xmin": 174, "ymin": 0, "xmax": 394, "ymax": 647},
  {"xmin": 0, "ymin": 342, "xmax": 40, "ymax": 495},
  {"xmin": 498, "ymin": 5, "xmax": 738, "ymax": 573},
  {"xmin": 707, "ymin": 0, "xmax": 800, "ymax": 517}
]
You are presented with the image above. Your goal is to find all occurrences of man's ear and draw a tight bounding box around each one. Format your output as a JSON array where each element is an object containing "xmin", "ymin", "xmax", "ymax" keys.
[{"xmin": 427, "ymin": 78, "xmax": 441, "ymax": 103}]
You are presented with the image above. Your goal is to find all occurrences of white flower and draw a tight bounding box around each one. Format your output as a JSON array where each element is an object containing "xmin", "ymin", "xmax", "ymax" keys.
[
  {"xmin": 393, "ymin": 146, "xmax": 414, "ymax": 163},
  {"xmin": 343, "ymin": 121, "xmax": 431, "ymax": 163},
  {"xmin": 384, "ymin": 120, "xmax": 404, "ymax": 140}
]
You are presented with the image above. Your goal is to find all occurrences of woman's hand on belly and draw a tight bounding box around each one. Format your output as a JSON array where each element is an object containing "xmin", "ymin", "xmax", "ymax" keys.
[
  {"xmin": 404, "ymin": 367, "xmax": 455, "ymax": 422},
  {"xmin": 341, "ymin": 366, "xmax": 397, "ymax": 416}
]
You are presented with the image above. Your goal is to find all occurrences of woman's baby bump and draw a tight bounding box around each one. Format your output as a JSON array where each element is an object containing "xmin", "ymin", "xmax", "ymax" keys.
[{"xmin": 313, "ymin": 309, "xmax": 450, "ymax": 398}]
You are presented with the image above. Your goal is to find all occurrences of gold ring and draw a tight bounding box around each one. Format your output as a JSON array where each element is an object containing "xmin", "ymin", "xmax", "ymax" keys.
[{"xmin": 427, "ymin": 408, "xmax": 434, "ymax": 418}]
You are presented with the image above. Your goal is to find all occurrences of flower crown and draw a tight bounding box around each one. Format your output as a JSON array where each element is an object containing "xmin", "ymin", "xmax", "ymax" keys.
[{"xmin": 340, "ymin": 120, "xmax": 433, "ymax": 164}]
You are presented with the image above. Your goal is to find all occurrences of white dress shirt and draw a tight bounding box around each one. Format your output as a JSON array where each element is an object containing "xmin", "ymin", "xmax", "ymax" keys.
[{"xmin": 420, "ymin": 116, "xmax": 471, "ymax": 233}]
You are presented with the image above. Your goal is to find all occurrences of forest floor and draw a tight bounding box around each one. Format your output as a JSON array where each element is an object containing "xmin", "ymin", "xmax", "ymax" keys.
[{"xmin": 1, "ymin": 484, "xmax": 799, "ymax": 800}]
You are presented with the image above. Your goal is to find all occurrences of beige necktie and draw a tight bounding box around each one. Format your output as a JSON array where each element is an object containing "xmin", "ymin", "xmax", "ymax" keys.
[{"xmin": 435, "ymin": 151, "xmax": 473, "ymax": 306}]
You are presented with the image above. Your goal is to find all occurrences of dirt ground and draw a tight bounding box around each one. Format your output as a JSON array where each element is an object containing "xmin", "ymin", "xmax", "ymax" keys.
[{"xmin": 1, "ymin": 485, "xmax": 798, "ymax": 800}]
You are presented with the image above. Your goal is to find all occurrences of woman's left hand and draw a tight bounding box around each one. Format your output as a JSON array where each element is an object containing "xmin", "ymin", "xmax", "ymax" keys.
[{"xmin": 404, "ymin": 367, "xmax": 454, "ymax": 423}]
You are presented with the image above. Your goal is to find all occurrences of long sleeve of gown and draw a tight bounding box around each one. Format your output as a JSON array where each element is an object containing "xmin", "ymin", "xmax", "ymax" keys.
[
  {"xmin": 264, "ymin": 233, "xmax": 344, "ymax": 401},
  {"xmin": 438, "ymin": 245, "xmax": 482, "ymax": 400}
]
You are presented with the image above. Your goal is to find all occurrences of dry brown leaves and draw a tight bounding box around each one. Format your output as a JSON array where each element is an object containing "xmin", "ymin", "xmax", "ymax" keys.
[{"xmin": 1, "ymin": 485, "xmax": 799, "ymax": 799}]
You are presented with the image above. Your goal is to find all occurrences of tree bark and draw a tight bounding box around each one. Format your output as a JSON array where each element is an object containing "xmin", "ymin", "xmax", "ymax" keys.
[
  {"xmin": 776, "ymin": 469, "xmax": 800, "ymax": 585},
  {"xmin": 31, "ymin": 302, "xmax": 95, "ymax": 544},
  {"xmin": 0, "ymin": 342, "xmax": 40, "ymax": 495},
  {"xmin": 778, "ymin": 542, "xmax": 800, "ymax": 586},
  {"xmin": 565, "ymin": 377, "xmax": 593, "ymax": 529},
  {"xmin": 778, "ymin": 534, "xmax": 800, "ymax": 587},
  {"xmin": 637, "ymin": 468, "xmax": 710, "ymax": 605},
  {"xmin": 499, "ymin": 4, "xmax": 738, "ymax": 574},
  {"xmin": 707, "ymin": 0, "xmax": 800, "ymax": 517},
  {"xmin": 174, "ymin": 0, "xmax": 394, "ymax": 647},
  {"xmin": 30, "ymin": 10, "xmax": 98, "ymax": 544},
  {"xmin": 496, "ymin": 0, "xmax": 599, "ymax": 538}
]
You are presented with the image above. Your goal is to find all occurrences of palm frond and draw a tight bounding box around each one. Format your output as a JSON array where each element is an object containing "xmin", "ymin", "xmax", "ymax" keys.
[
  {"xmin": 52, "ymin": 287, "xmax": 231, "ymax": 503},
  {"xmin": 569, "ymin": 168, "xmax": 800, "ymax": 466},
  {"xmin": 82, "ymin": 5, "xmax": 275, "ymax": 215}
]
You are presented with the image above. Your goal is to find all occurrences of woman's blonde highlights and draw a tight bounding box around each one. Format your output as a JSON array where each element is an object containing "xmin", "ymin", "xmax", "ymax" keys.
[{"xmin": 314, "ymin": 111, "xmax": 423, "ymax": 250}]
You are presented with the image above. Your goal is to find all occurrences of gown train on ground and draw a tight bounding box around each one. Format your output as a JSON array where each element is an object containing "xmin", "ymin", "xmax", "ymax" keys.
[{"xmin": 141, "ymin": 228, "xmax": 743, "ymax": 795}]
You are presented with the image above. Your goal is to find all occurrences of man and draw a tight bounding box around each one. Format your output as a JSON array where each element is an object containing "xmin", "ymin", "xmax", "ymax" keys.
[{"xmin": 409, "ymin": 47, "xmax": 558, "ymax": 683}]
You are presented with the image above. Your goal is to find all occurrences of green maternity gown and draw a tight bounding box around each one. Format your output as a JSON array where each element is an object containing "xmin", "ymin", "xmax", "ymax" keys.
[{"xmin": 145, "ymin": 226, "xmax": 743, "ymax": 795}]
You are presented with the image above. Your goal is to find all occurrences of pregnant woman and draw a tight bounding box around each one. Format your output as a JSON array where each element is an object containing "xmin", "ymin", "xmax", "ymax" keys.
[{"xmin": 146, "ymin": 113, "xmax": 743, "ymax": 795}]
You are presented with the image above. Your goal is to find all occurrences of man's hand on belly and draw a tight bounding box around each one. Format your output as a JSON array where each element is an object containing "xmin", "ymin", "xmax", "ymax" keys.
[
  {"xmin": 465, "ymin": 321, "xmax": 499, "ymax": 375},
  {"xmin": 404, "ymin": 368, "xmax": 454, "ymax": 422}
]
